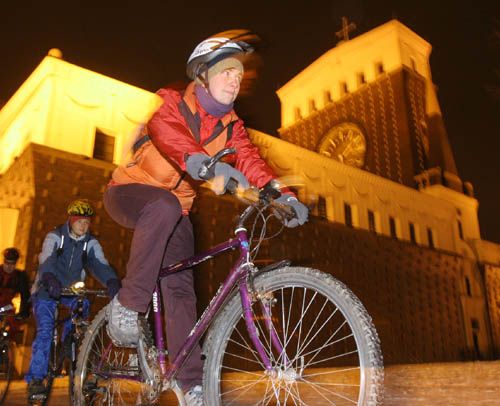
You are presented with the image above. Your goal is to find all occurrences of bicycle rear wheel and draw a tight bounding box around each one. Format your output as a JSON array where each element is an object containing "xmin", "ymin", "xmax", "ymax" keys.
[
  {"xmin": 202, "ymin": 266, "xmax": 384, "ymax": 405},
  {"xmin": 0, "ymin": 341, "xmax": 13, "ymax": 404},
  {"xmin": 74, "ymin": 307, "xmax": 157, "ymax": 405}
]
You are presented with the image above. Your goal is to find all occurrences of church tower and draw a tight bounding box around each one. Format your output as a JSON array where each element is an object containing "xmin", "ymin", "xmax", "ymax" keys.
[
  {"xmin": 254, "ymin": 19, "xmax": 482, "ymax": 260},
  {"xmin": 276, "ymin": 19, "xmax": 464, "ymax": 194}
]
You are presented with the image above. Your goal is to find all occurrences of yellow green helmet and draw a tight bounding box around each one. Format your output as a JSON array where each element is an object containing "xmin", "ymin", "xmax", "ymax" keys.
[{"xmin": 67, "ymin": 199, "xmax": 95, "ymax": 217}]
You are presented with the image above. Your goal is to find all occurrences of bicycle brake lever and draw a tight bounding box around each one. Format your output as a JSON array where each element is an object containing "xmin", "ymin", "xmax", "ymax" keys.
[
  {"xmin": 271, "ymin": 201, "xmax": 296, "ymax": 223},
  {"xmin": 198, "ymin": 148, "xmax": 237, "ymax": 180}
]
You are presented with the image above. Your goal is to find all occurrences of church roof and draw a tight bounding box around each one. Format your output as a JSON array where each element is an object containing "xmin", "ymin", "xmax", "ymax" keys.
[{"xmin": 0, "ymin": 49, "xmax": 162, "ymax": 174}]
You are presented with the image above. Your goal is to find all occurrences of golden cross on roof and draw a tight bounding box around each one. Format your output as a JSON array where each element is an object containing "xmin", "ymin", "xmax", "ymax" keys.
[{"xmin": 335, "ymin": 16, "xmax": 357, "ymax": 43}]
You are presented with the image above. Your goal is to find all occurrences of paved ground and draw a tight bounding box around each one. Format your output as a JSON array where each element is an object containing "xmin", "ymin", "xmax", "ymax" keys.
[{"xmin": 4, "ymin": 361, "xmax": 500, "ymax": 405}]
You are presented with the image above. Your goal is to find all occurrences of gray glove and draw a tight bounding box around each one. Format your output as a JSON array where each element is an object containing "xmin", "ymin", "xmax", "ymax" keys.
[
  {"xmin": 186, "ymin": 153, "xmax": 211, "ymax": 181},
  {"xmin": 41, "ymin": 272, "xmax": 62, "ymax": 299},
  {"xmin": 275, "ymin": 194, "xmax": 309, "ymax": 228},
  {"xmin": 212, "ymin": 162, "xmax": 249, "ymax": 194},
  {"xmin": 186, "ymin": 153, "xmax": 249, "ymax": 194}
]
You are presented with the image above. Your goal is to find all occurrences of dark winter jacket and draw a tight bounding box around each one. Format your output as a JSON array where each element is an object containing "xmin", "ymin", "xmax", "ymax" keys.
[{"xmin": 32, "ymin": 222, "xmax": 117, "ymax": 299}]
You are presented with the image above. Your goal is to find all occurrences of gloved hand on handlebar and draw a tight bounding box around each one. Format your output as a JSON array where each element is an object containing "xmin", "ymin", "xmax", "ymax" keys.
[
  {"xmin": 41, "ymin": 272, "xmax": 62, "ymax": 299},
  {"xmin": 261, "ymin": 179, "xmax": 309, "ymax": 228},
  {"xmin": 106, "ymin": 278, "xmax": 121, "ymax": 299},
  {"xmin": 186, "ymin": 153, "xmax": 249, "ymax": 194},
  {"xmin": 274, "ymin": 193, "xmax": 309, "ymax": 228}
]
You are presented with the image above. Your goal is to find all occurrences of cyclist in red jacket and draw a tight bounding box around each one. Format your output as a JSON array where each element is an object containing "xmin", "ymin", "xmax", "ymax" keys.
[{"xmin": 104, "ymin": 30, "xmax": 308, "ymax": 405}]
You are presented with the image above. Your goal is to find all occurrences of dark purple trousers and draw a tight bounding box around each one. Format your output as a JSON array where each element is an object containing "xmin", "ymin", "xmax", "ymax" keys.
[{"xmin": 103, "ymin": 183, "xmax": 203, "ymax": 390}]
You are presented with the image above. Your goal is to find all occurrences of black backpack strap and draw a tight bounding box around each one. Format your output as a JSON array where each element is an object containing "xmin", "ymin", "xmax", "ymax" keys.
[
  {"xmin": 202, "ymin": 120, "xmax": 235, "ymax": 146},
  {"xmin": 226, "ymin": 121, "xmax": 234, "ymax": 142},
  {"xmin": 178, "ymin": 99, "xmax": 201, "ymax": 142},
  {"xmin": 132, "ymin": 135, "xmax": 151, "ymax": 153}
]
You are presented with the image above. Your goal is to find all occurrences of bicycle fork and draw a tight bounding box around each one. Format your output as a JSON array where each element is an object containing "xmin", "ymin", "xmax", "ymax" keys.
[{"xmin": 239, "ymin": 280, "xmax": 292, "ymax": 374}]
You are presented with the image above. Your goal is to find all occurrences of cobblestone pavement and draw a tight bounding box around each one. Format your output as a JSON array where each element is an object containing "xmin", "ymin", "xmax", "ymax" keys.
[{"xmin": 4, "ymin": 361, "xmax": 500, "ymax": 405}]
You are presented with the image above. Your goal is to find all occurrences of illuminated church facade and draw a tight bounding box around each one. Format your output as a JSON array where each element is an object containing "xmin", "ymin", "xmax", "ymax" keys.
[{"xmin": 1, "ymin": 20, "xmax": 499, "ymax": 373}]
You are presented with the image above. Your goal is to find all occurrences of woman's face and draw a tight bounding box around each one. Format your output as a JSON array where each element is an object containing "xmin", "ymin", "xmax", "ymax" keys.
[{"xmin": 208, "ymin": 68, "xmax": 243, "ymax": 105}]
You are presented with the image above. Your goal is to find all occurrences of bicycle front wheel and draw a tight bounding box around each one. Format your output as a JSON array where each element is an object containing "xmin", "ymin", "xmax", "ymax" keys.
[
  {"xmin": 202, "ymin": 266, "xmax": 384, "ymax": 405},
  {"xmin": 74, "ymin": 307, "xmax": 155, "ymax": 405},
  {"xmin": 0, "ymin": 341, "xmax": 13, "ymax": 404},
  {"xmin": 64, "ymin": 329, "xmax": 82, "ymax": 405}
]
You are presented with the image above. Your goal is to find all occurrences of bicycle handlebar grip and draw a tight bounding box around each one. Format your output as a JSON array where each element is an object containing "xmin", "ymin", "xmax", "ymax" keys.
[
  {"xmin": 198, "ymin": 161, "xmax": 216, "ymax": 180},
  {"xmin": 198, "ymin": 147, "xmax": 237, "ymax": 180},
  {"xmin": 59, "ymin": 288, "xmax": 107, "ymax": 297},
  {"xmin": 226, "ymin": 178, "xmax": 239, "ymax": 195},
  {"xmin": 0, "ymin": 304, "xmax": 14, "ymax": 314},
  {"xmin": 271, "ymin": 201, "xmax": 296, "ymax": 224}
]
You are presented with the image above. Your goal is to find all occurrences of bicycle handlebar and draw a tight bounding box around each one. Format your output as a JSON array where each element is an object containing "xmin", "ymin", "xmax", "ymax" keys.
[
  {"xmin": 199, "ymin": 148, "xmax": 299, "ymax": 227},
  {"xmin": 236, "ymin": 187, "xmax": 296, "ymax": 228},
  {"xmin": 60, "ymin": 287, "xmax": 108, "ymax": 298},
  {"xmin": 0, "ymin": 304, "xmax": 14, "ymax": 314}
]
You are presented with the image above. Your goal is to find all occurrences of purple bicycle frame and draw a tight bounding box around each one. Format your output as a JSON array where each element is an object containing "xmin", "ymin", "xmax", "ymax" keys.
[{"xmin": 151, "ymin": 227, "xmax": 279, "ymax": 383}]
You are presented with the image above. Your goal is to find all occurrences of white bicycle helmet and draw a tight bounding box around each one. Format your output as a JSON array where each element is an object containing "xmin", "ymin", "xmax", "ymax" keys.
[{"xmin": 186, "ymin": 29, "xmax": 255, "ymax": 80}]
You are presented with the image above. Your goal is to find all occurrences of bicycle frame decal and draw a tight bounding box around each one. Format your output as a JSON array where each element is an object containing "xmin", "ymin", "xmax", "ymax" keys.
[{"xmin": 151, "ymin": 287, "xmax": 168, "ymax": 374}]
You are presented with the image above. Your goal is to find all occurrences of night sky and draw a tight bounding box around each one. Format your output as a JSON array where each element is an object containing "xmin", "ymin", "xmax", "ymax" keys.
[{"xmin": 1, "ymin": 1, "xmax": 498, "ymax": 243}]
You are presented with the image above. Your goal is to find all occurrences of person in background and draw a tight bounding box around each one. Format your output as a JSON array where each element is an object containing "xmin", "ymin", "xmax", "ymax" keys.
[
  {"xmin": 103, "ymin": 30, "xmax": 308, "ymax": 405},
  {"xmin": 26, "ymin": 199, "xmax": 121, "ymax": 399},
  {"xmin": 0, "ymin": 247, "xmax": 30, "ymax": 334}
]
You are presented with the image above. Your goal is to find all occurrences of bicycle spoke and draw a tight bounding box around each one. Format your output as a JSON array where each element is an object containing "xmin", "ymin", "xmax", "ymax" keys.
[
  {"xmin": 298, "ymin": 327, "xmax": 353, "ymax": 369},
  {"xmin": 74, "ymin": 307, "xmax": 155, "ymax": 405},
  {"xmin": 229, "ymin": 325, "xmax": 267, "ymax": 369},
  {"xmin": 305, "ymin": 348, "xmax": 358, "ymax": 369},
  {"xmin": 294, "ymin": 293, "xmax": 337, "ymax": 359},
  {"xmin": 221, "ymin": 372, "xmax": 268, "ymax": 403},
  {"xmin": 303, "ymin": 377, "xmax": 358, "ymax": 404}
]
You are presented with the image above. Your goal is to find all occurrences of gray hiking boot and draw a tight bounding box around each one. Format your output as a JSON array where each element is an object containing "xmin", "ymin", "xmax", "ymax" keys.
[
  {"xmin": 106, "ymin": 295, "xmax": 139, "ymax": 347},
  {"xmin": 185, "ymin": 385, "xmax": 203, "ymax": 406}
]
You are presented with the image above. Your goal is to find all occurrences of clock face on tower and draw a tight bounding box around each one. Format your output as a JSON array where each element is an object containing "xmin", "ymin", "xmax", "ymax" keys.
[{"xmin": 318, "ymin": 122, "xmax": 367, "ymax": 168}]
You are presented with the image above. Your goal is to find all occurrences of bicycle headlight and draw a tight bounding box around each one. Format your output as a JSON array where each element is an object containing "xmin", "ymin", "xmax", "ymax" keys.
[{"xmin": 71, "ymin": 281, "xmax": 85, "ymax": 293}]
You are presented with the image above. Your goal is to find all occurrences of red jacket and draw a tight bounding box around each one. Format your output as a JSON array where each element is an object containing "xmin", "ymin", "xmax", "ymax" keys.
[{"xmin": 112, "ymin": 82, "xmax": 275, "ymax": 211}]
